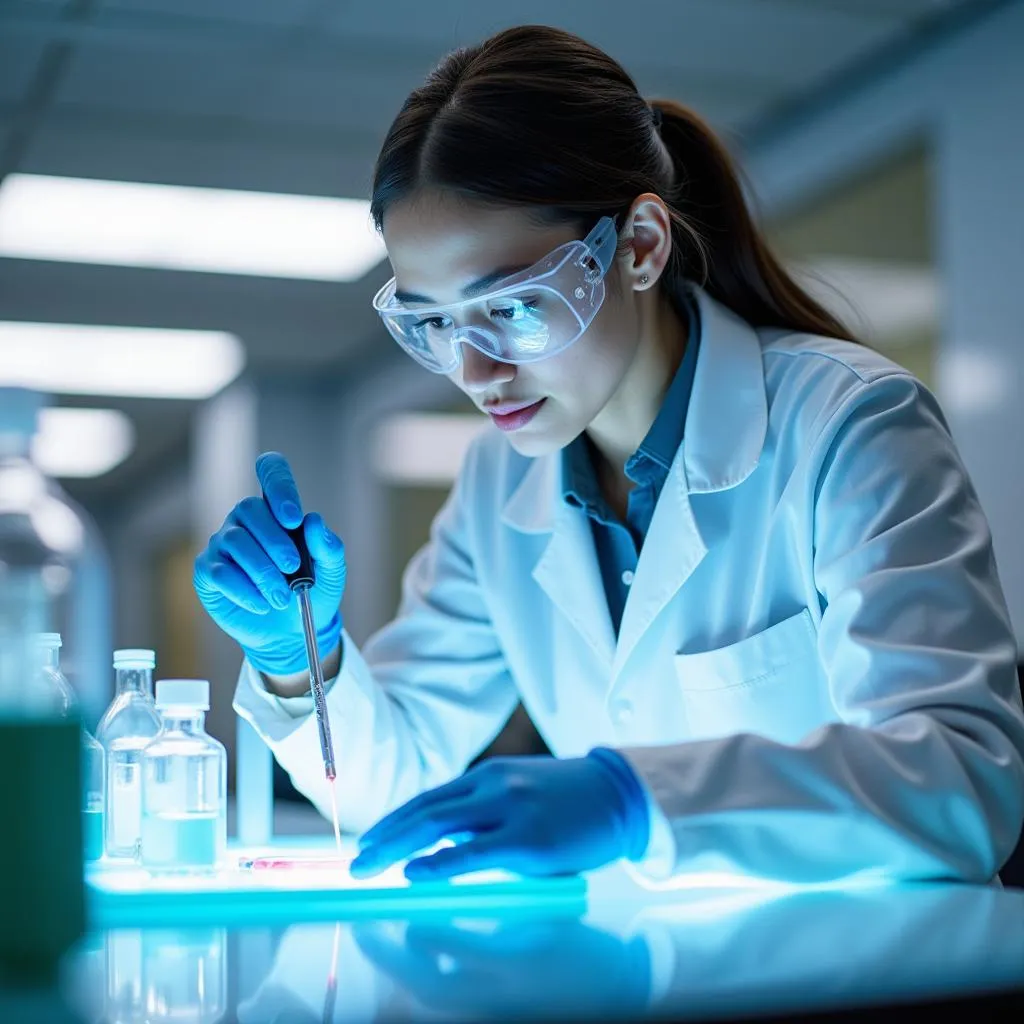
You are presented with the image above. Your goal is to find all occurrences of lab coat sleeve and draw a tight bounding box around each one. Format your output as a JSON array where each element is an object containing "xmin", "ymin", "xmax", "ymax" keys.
[
  {"xmin": 233, "ymin": 439, "xmax": 520, "ymax": 832},
  {"xmin": 621, "ymin": 372, "xmax": 1024, "ymax": 885}
]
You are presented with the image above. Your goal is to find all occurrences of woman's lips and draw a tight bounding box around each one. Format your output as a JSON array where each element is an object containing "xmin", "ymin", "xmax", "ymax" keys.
[{"xmin": 487, "ymin": 398, "xmax": 547, "ymax": 432}]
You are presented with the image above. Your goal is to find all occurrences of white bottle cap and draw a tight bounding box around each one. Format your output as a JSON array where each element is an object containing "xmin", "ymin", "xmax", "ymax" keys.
[
  {"xmin": 0, "ymin": 387, "xmax": 43, "ymax": 437},
  {"xmin": 113, "ymin": 648, "xmax": 156, "ymax": 669},
  {"xmin": 155, "ymin": 678, "xmax": 210, "ymax": 710},
  {"xmin": 35, "ymin": 632, "xmax": 62, "ymax": 649}
]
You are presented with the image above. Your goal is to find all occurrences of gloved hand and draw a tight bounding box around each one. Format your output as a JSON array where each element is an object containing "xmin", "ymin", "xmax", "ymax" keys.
[
  {"xmin": 193, "ymin": 451, "xmax": 346, "ymax": 676},
  {"xmin": 354, "ymin": 918, "xmax": 652, "ymax": 1019},
  {"xmin": 349, "ymin": 750, "xmax": 650, "ymax": 882}
]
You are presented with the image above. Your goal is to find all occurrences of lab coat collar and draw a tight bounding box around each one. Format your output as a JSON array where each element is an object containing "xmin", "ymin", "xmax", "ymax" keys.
[
  {"xmin": 682, "ymin": 284, "xmax": 768, "ymax": 494},
  {"xmin": 500, "ymin": 284, "xmax": 768, "ymax": 532}
]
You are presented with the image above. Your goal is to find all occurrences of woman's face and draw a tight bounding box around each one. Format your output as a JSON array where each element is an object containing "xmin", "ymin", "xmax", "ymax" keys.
[{"xmin": 381, "ymin": 193, "xmax": 648, "ymax": 458}]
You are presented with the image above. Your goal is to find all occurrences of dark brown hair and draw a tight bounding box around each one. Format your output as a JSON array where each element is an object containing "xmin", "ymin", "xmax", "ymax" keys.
[{"xmin": 371, "ymin": 24, "xmax": 855, "ymax": 341}]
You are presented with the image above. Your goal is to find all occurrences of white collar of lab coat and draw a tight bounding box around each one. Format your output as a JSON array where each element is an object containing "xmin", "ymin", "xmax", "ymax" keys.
[{"xmin": 501, "ymin": 285, "xmax": 768, "ymax": 533}]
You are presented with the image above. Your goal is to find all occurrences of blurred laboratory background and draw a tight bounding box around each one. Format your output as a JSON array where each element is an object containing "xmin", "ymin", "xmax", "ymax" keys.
[{"xmin": 1, "ymin": 0, "xmax": 1022, "ymax": 803}]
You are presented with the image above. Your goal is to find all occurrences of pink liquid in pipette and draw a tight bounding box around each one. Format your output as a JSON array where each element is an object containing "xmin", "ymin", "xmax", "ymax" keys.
[{"xmin": 328, "ymin": 777, "xmax": 343, "ymax": 857}]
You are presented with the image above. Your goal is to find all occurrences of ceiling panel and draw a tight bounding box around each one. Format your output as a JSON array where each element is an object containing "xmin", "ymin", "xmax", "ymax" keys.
[
  {"xmin": 21, "ymin": 108, "xmax": 381, "ymax": 195},
  {"xmin": 780, "ymin": 0, "xmax": 977, "ymax": 14},
  {"xmin": 581, "ymin": 3, "xmax": 911, "ymax": 87},
  {"xmin": 326, "ymin": 0, "xmax": 906, "ymax": 82},
  {"xmin": 54, "ymin": 44, "xmax": 273, "ymax": 119},
  {"xmin": 97, "ymin": 0, "xmax": 327, "ymax": 29},
  {"xmin": 50, "ymin": 31, "xmax": 431, "ymax": 131},
  {"xmin": 224, "ymin": 62, "xmax": 425, "ymax": 132},
  {"xmin": 0, "ymin": 30, "xmax": 47, "ymax": 104}
]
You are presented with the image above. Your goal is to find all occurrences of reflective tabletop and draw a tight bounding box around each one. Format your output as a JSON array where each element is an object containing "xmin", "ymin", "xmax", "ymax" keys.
[{"xmin": 9, "ymin": 861, "xmax": 1024, "ymax": 1022}]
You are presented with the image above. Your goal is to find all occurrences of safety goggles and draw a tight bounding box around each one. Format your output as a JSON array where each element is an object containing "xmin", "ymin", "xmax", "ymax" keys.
[{"xmin": 372, "ymin": 216, "xmax": 618, "ymax": 374}]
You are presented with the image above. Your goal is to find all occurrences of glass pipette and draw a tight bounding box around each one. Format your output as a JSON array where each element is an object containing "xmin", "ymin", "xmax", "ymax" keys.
[{"xmin": 265, "ymin": 493, "xmax": 343, "ymax": 852}]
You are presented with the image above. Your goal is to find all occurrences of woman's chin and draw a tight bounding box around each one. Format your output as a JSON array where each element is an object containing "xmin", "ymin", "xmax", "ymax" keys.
[{"xmin": 502, "ymin": 429, "xmax": 565, "ymax": 459}]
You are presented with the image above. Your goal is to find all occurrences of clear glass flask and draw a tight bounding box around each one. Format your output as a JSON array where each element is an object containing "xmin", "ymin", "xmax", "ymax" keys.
[
  {"xmin": 96, "ymin": 649, "xmax": 160, "ymax": 860},
  {"xmin": 34, "ymin": 633, "xmax": 106, "ymax": 863},
  {"xmin": 140, "ymin": 679, "xmax": 227, "ymax": 874}
]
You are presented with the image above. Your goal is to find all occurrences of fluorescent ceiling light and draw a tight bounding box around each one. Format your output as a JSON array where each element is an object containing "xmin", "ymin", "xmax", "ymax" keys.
[
  {"xmin": 0, "ymin": 322, "xmax": 245, "ymax": 398},
  {"xmin": 33, "ymin": 407, "xmax": 135, "ymax": 478},
  {"xmin": 372, "ymin": 412, "xmax": 490, "ymax": 485},
  {"xmin": 0, "ymin": 173, "xmax": 387, "ymax": 281}
]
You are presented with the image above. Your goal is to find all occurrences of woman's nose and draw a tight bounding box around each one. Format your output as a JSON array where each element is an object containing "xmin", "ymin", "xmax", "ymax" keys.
[{"xmin": 457, "ymin": 342, "xmax": 516, "ymax": 394}]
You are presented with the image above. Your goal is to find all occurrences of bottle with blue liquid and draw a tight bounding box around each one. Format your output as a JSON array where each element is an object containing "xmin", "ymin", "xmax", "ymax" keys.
[
  {"xmin": 140, "ymin": 679, "xmax": 227, "ymax": 874},
  {"xmin": 97, "ymin": 649, "xmax": 160, "ymax": 859},
  {"xmin": 34, "ymin": 633, "xmax": 105, "ymax": 862}
]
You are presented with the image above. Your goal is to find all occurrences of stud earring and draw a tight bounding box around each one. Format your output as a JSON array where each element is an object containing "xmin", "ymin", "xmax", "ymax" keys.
[{"xmin": 639, "ymin": 274, "xmax": 649, "ymax": 286}]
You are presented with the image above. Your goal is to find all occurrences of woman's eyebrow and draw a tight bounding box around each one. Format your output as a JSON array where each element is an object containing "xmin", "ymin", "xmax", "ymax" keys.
[
  {"xmin": 394, "ymin": 263, "xmax": 530, "ymax": 305},
  {"xmin": 461, "ymin": 264, "xmax": 530, "ymax": 297}
]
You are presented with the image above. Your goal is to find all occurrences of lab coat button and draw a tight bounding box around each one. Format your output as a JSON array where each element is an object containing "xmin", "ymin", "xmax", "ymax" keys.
[
  {"xmin": 621, "ymin": 570, "xmax": 635, "ymax": 586},
  {"xmin": 614, "ymin": 701, "xmax": 634, "ymax": 724}
]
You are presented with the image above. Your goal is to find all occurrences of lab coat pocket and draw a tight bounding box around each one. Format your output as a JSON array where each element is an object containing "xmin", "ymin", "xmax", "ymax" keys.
[{"xmin": 674, "ymin": 609, "xmax": 827, "ymax": 743}]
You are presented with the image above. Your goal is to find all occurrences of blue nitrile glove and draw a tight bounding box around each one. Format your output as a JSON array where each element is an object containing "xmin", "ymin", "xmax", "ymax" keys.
[
  {"xmin": 193, "ymin": 451, "xmax": 346, "ymax": 676},
  {"xmin": 354, "ymin": 918, "xmax": 652, "ymax": 1019},
  {"xmin": 350, "ymin": 749, "xmax": 651, "ymax": 881}
]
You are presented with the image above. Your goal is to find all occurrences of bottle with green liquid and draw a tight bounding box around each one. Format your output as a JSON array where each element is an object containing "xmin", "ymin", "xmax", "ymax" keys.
[
  {"xmin": 34, "ymin": 633, "xmax": 105, "ymax": 862},
  {"xmin": 0, "ymin": 387, "xmax": 85, "ymax": 986}
]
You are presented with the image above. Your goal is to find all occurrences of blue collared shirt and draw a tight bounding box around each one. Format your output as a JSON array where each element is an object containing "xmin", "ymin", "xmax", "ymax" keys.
[{"xmin": 562, "ymin": 299, "xmax": 700, "ymax": 636}]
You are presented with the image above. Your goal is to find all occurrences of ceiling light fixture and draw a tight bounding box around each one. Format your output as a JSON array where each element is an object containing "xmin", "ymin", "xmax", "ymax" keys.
[
  {"xmin": 0, "ymin": 322, "xmax": 245, "ymax": 399},
  {"xmin": 33, "ymin": 407, "xmax": 135, "ymax": 478},
  {"xmin": 0, "ymin": 174, "xmax": 387, "ymax": 281}
]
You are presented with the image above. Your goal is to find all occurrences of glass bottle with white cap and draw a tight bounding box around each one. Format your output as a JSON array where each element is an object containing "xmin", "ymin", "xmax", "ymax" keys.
[
  {"xmin": 140, "ymin": 679, "xmax": 227, "ymax": 874},
  {"xmin": 34, "ymin": 632, "xmax": 105, "ymax": 862},
  {"xmin": 96, "ymin": 649, "xmax": 161, "ymax": 859},
  {"xmin": 33, "ymin": 632, "xmax": 75, "ymax": 713}
]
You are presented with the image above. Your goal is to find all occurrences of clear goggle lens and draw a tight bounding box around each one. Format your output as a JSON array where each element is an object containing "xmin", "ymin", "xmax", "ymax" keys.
[{"xmin": 372, "ymin": 217, "xmax": 618, "ymax": 374}]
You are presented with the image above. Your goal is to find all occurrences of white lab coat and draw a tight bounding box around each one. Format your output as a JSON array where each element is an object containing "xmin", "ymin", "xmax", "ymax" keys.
[{"xmin": 235, "ymin": 285, "xmax": 1024, "ymax": 885}]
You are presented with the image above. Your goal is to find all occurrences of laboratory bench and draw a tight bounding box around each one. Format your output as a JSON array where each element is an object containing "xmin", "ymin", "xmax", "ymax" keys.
[{"xmin": 3, "ymin": 832, "xmax": 1024, "ymax": 1024}]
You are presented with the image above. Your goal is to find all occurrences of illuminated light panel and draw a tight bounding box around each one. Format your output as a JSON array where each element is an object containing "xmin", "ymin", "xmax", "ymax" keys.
[
  {"xmin": 34, "ymin": 407, "xmax": 134, "ymax": 478},
  {"xmin": 0, "ymin": 173, "xmax": 386, "ymax": 281},
  {"xmin": 372, "ymin": 412, "xmax": 490, "ymax": 485},
  {"xmin": 0, "ymin": 322, "xmax": 245, "ymax": 399}
]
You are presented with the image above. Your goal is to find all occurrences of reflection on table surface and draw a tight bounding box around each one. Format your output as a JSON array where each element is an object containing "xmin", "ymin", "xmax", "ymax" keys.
[{"xmin": 54, "ymin": 874, "xmax": 1024, "ymax": 1023}]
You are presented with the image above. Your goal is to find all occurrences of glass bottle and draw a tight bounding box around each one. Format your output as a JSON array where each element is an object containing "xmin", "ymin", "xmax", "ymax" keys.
[
  {"xmin": 0, "ymin": 387, "xmax": 85, "ymax": 984},
  {"xmin": 140, "ymin": 928, "xmax": 227, "ymax": 1024},
  {"xmin": 0, "ymin": 389, "xmax": 87, "ymax": 700},
  {"xmin": 96, "ymin": 649, "xmax": 160, "ymax": 859},
  {"xmin": 140, "ymin": 679, "xmax": 227, "ymax": 874},
  {"xmin": 33, "ymin": 632, "xmax": 75, "ymax": 713},
  {"xmin": 34, "ymin": 632, "xmax": 105, "ymax": 862}
]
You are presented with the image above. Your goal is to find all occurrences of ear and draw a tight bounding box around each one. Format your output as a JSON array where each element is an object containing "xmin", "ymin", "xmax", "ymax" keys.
[{"xmin": 619, "ymin": 193, "xmax": 673, "ymax": 292}]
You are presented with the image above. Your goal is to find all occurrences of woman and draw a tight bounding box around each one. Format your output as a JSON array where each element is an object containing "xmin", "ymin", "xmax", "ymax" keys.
[{"xmin": 194, "ymin": 26, "xmax": 1024, "ymax": 886}]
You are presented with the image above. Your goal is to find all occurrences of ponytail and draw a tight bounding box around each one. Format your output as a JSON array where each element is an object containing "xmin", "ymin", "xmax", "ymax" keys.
[{"xmin": 651, "ymin": 99, "xmax": 857, "ymax": 341}]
